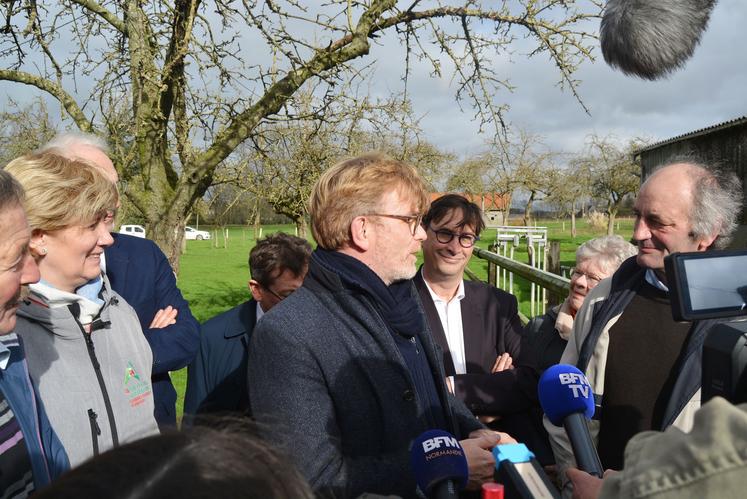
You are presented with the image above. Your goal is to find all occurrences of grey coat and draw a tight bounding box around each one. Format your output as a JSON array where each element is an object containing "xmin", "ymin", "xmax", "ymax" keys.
[
  {"xmin": 248, "ymin": 259, "xmax": 483, "ymax": 499},
  {"xmin": 15, "ymin": 278, "xmax": 159, "ymax": 467}
]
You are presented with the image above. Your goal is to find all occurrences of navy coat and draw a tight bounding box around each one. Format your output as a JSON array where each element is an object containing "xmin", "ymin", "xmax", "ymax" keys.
[
  {"xmin": 105, "ymin": 233, "xmax": 200, "ymax": 427},
  {"xmin": 183, "ymin": 299, "xmax": 256, "ymax": 423}
]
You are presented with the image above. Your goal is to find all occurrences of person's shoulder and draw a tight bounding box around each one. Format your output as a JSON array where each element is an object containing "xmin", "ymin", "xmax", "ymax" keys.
[
  {"xmin": 201, "ymin": 301, "xmax": 253, "ymax": 337},
  {"xmin": 110, "ymin": 232, "xmax": 162, "ymax": 255}
]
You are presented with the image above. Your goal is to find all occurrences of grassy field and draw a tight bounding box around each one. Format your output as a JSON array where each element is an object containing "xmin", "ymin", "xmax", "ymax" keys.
[{"xmin": 170, "ymin": 217, "xmax": 636, "ymax": 420}]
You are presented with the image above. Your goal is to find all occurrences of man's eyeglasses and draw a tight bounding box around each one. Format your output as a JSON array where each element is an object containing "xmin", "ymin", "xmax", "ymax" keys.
[
  {"xmin": 430, "ymin": 227, "xmax": 480, "ymax": 248},
  {"xmin": 570, "ymin": 268, "xmax": 603, "ymax": 286},
  {"xmin": 263, "ymin": 285, "xmax": 294, "ymax": 302},
  {"xmin": 365, "ymin": 213, "xmax": 423, "ymax": 236}
]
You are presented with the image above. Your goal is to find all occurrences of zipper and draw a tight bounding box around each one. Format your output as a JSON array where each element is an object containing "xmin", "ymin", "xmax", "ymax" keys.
[
  {"xmin": 72, "ymin": 305, "xmax": 119, "ymax": 449},
  {"xmin": 87, "ymin": 409, "xmax": 101, "ymax": 456}
]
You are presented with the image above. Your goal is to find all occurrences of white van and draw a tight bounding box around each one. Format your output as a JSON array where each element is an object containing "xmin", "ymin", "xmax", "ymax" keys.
[{"xmin": 119, "ymin": 224, "xmax": 146, "ymax": 238}]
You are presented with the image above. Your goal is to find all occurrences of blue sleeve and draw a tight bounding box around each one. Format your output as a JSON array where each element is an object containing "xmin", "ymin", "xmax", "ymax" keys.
[
  {"xmin": 183, "ymin": 328, "xmax": 213, "ymax": 423},
  {"xmin": 37, "ymin": 393, "xmax": 70, "ymax": 481},
  {"xmin": 142, "ymin": 242, "xmax": 201, "ymax": 374}
]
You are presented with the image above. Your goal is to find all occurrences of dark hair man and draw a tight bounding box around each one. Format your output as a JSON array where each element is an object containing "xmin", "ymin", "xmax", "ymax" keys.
[
  {"xmin": 0, "ymin": 171, "xmax": 69, "ymax": 492},
  {"xmin": 247, "ymin": 154, "xmax": 514, "ymax": 498},
  {"xmin": 39, "ymin": 133, "xmax": 201, "ymax": 429},
  {"xmin": 414, "ymin": 195, "xmax": 523, "ymax": 416},
  {"xmin": 184, "ymin": 232, "xmax": 311, "ymax": 421},
  {"xmin": 546, "ymin": 161, "xmax": 743, "ymax": 493}
]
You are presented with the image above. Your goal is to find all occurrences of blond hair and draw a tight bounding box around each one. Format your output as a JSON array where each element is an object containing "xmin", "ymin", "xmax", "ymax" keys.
[
  {"xmin": 4, "ymin": 152, "xmax": 117, "ymax": 231},
  {"xmin": 310, "ymin": 153, "xmax": 429, "ymax": 250}
]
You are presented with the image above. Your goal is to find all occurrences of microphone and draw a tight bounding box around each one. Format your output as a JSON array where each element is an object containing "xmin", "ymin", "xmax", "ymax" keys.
[
  {"xmin": 493, "ymin": 443, "xmax": 560, "ymax": 499},
  {"xmin": 600, "ymin": 0, "xmax": 717, "ymax": 80},
  {"xmin": 410, "ymin": 430, "xmax": 468, "ymax": 499},
  {"xmin": 538, "ymin": 364, "xmax": 603, "ymax": 477}
]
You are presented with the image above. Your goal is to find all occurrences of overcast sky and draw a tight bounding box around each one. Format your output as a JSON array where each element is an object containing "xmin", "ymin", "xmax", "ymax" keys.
[
  {"xmin": 1, "ymin": 0, "xmax": 743, "ymax": 161},
  {"xmin": 365, "ymin": 0, "xmax": 746, "ymax": 158}
]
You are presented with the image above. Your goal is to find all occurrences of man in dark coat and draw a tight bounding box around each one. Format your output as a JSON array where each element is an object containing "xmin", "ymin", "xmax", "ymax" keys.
[
  {"xmin": 414, "ymin": 194, "xmax": 523, "ymax": 416},
  {"xmin": 248, "ymin": 154, "xmax": 512, "ymax": 498},
  {"xmin": 183, "ymin": 232, "xmax": 311, "ymax": 422}
]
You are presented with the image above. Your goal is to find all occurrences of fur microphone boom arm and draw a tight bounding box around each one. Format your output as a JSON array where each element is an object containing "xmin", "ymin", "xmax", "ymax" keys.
[{"xmin": 600, "ymin": 0, "xmax": 718, "ymax": 80}]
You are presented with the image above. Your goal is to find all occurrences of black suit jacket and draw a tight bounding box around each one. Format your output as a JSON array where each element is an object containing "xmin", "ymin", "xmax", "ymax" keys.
[{"xmin": 414, "ymin": 271, "xmax": 525, "ymax": 414}]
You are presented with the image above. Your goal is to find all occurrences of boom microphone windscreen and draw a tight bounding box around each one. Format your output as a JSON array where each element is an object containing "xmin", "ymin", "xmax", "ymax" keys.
[{"xmin": 600, "ymin": 0, "xmax": 718, "ymax": 80}]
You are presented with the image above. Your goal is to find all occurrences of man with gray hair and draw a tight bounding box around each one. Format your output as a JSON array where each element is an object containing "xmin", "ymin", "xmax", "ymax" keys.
[
  {"xmin": 546, "ymin": 160, "xmax": 743, "ymax": 491},
  {"xmin": 38, "ymin": 133, "xmax": 200, "ymax": 428}
]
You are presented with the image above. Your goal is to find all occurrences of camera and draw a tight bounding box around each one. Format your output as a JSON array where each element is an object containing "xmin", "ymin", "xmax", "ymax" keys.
[{"xmin": 665, "ymin": 250, "xmax": 747, "ymax": 404}]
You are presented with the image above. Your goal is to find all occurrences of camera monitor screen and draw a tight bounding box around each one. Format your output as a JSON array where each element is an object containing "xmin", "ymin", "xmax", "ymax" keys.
[{"xmin": 665, "ymin": 250, "xmax": 747, "ymax": 321}]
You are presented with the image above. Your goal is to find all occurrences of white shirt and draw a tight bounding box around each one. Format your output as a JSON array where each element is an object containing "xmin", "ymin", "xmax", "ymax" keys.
[
  {"xmin": 422, "ymin": 275, "xmax": 467, "ymax": 375},
  {"xmin": 256, "ymin": 301, "xmax": 265, "ymax": 322}
]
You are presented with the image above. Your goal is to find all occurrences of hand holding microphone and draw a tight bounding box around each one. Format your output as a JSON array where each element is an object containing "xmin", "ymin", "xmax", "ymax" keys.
[
  {"xmin": 410, "ymin": 429, "xmax": 469, "ymax": 499},
  {"xmin": 538, "ymin": 364, "xmax": 604, "ymax": 478}
]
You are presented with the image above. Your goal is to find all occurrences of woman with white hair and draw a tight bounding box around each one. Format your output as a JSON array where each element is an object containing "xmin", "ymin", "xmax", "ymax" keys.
[{"xmin": 4, "ymin": 152, "xmax": 159, "ymax": 468}]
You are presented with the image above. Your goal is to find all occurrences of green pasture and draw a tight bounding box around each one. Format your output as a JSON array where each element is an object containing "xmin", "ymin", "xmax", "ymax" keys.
[{"xmin": 171, "ymin": 218, "xmax": 636, "ymax": 421}]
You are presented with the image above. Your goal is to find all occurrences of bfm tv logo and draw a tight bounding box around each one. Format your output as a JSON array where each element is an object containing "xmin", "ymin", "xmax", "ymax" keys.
[
  {"xmin": 422, "ymin": 435, "xmax": 460, "ymax": 452},
  {"xmin": 558, "ymin": 372, "xmax": 591, "ymax": 399}
]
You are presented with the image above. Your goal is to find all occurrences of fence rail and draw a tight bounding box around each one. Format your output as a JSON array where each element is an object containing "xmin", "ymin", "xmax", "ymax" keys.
[{"xmin": 471, "ymin": 247, "xmax": 571, "ymax": 323}]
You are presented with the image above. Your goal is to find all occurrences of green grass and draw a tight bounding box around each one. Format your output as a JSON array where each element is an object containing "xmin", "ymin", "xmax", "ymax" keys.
[{"xmin": 170, "ymin": 217, "xmax": 635, "ymax": 421}]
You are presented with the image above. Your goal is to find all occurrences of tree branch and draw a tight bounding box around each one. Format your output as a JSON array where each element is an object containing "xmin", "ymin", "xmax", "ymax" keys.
[
  {"xmin": 68, "ymin": 0, "xmax": 126, "ymax": 34},
  {"xmin": 0, "ymin": 69, "xmax": 92, "ymax": 131}
]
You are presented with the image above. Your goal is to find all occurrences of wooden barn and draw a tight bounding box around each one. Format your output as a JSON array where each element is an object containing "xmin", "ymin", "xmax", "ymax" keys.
[{"xmin": 636, "ymin": 116, "xmax": 747, "ymax": 247}]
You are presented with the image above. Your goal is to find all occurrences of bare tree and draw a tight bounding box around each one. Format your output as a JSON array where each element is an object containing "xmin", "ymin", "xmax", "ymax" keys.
[
  {"xmin": 0, "ymin": 0, "xmax": 600, "ymax": 269},
  {"xmin": 0, "ymin": 99, "xmax": 57, "ymax": 166},
  {"xmin": 579, "ymin": 134, "xmax": 644, "ymax": 235}
]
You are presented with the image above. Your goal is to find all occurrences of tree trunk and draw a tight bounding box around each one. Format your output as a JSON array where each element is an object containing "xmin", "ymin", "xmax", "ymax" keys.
[
  {"xmin": 295, "ymin": 217, "xmax": 308, "ymax": 240},
  {"xmin": 149, "ymin": 214, "xmax": 187, "ymax": 274},
  {"xmin": 607, "ymin": 206, "xmax": 618, "ymax": 236},
  {"xmin": 502, "ymin": 193, "xmax": 513, "ymax": 226},
  {"xmin": 571, "ymin": 199, "xmax": 577, "ymax": 238},
  {"xmin": 253, "ymin": 207, "xmax": 261, "ymax": 241},
  {"xmin": 523, "ymin": 191, "xmax": 536, "ymax": 226}
]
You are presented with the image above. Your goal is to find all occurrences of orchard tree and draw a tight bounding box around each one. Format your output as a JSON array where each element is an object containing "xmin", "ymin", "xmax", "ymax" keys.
[
  {"xmin": 579, "ymin": 134, "xmax": 645, "ymax": 235},
  {"xmin": 0, "ymin": 0, "xmax": 600, "ymax": 269}
]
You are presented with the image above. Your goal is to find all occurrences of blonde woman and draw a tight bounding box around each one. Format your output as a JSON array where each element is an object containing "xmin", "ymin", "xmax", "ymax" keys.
[{"xmin": 5, "ymin": 152, "xmax": 159, "ymax": 467}]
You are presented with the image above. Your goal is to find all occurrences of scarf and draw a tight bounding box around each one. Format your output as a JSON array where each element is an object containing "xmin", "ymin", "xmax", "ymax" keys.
[
  {"xmin": 312, "ymin": 248, "xmax": 424, "ymax": 338},
  {"xmin": 28, "ymin": 278, "xmax": 105, "ymax": 325}
]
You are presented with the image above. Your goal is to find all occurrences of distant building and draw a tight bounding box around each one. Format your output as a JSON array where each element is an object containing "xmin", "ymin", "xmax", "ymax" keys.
[
  {"xmin": 636, "ymin": 116, "xmax": 747, "ymax": 247},
  {"xmin": 430, "ymin": 192, "xmax": 511, "ymax": 227}
]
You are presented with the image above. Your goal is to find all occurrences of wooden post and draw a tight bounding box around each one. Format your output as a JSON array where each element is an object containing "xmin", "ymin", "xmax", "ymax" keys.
[
  {"xmin": 487, "ymin": 242, "xmax": 498, "ymax": 287},
  {"xmin": 546, "ymin": 240, "xmax": 562, "ymax": 306}
]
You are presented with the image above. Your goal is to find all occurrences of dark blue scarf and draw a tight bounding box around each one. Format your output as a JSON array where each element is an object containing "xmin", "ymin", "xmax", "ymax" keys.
[
  {"xmin": 312, "ymin": 248, "xmax": 424, "ymax": 338},
  {"xmin": 312, "ymin": 248, "xmax": 447, "ymax": 431}
]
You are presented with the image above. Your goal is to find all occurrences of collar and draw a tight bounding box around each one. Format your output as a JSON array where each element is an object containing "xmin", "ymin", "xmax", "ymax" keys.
[
  {"xmin": 256, "ymin": 301, "xmax": 265, "ymax": 322},
  {"xmin": 29, "ymin": 279, "xmax": 106, "ymax": 324},
  {"xmin": 0, "ymin": 333, "xmax": 19, "ymax": 370},
  {"xmin": 421, "ymin": 269, "xmax": 465, "ymax": 304},
  {"xmin": 645, "ymin": 268, "xmax": 669, "ymax": 292}
]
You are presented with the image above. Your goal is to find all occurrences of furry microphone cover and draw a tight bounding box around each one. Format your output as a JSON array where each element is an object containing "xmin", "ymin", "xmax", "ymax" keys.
[{"xmin": 601, "ymin": 0, "xmax": 718, "ymax": 80}]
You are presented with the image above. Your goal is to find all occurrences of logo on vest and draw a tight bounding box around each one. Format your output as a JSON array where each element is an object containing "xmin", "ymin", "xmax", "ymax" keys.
[{"xmin": 123, "ymin": 361, "xmax": 152, "ymax": 408}]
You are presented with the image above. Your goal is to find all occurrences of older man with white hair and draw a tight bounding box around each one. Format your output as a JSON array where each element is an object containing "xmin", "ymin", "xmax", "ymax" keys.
[{"xmin": 547, "ymin": 159, "xmax": 743, "ymax": 493}]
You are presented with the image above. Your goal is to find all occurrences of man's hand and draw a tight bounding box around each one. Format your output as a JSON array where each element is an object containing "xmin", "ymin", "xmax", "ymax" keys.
[
  {"xmin": 491, "ymin": 352, "xmax": 513, "ymax": 373},
  {"xmin": 567, "ymin": 468, "xmax": 617, "ymax": 499},
  {"xmin": 149, "ymin": 305, "xmax": 178, "ymax": 329},
  {"xmin": 460, "ymin": 430, "xmax": 518, "ymax": 490}
]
